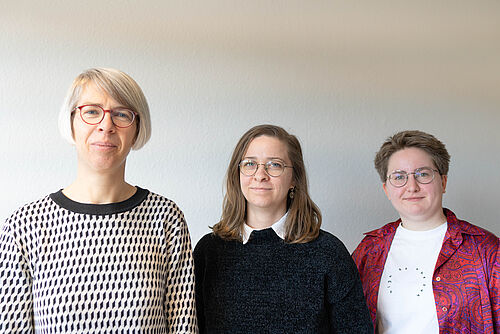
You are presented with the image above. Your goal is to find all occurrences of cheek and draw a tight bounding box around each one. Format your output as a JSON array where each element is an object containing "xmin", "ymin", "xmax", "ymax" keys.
[
  {"xmin": 122, "ymin": 130, "xmax": 137, "ymax": 147},
  {"xmin": 386, "ymin": 188, "xmax": 403, "ymax": 201},
  {"xmin": 72, "ymin": 127, "xmax": 87, "ymax": 145},
  {"xmin": 277, "ymin": 176, "xmax": 293, "ymax": 194}
]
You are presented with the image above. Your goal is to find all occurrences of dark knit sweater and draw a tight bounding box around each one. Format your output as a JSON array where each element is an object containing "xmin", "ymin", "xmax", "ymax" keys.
[{"xmin": 194, "ymin": 228, "xmax": 373, "ymax": 334}]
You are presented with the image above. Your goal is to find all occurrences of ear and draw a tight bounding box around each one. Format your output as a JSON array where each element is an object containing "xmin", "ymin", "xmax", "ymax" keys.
[
  {"xmin": 382, "ymin": 182, "xmax": 391, "ymax": 200},
  {"xmin": 441, "ymin": 175, "xmax": 448, "ymax": 194}
]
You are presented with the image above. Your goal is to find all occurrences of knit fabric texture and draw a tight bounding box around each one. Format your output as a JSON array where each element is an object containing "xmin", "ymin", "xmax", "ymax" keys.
[
  {"xmin": 194, "ymin": 228, "xmax": 373, "ymax": 334},
  {"xmin": 0, "ymin": 187, "xmax": 198, "ymax": 333}
]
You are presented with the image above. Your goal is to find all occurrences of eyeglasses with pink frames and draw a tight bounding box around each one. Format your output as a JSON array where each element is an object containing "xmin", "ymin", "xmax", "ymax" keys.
[{"xmin": 74, "ymin": 105, "xmax": 137, "ymax": 128}]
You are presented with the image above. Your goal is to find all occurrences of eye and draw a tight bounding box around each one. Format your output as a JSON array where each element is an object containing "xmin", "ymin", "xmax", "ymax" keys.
[
  {"xmin": 112, "ymin": 109, "xmax": 133, "ymax": 121},
  {"xmin": 392, "ymin": 173, "xmax": 406, "ymax": 181},
  {"xmin": 241, "ymin": 160, "xmax": 256, "ymax": 168},
  {"xmin": 415, "ymin": 167, "xmax": 434, "ymax": 180},
  {"xmin": 81, "ymin": 106, "xmax": 101, "ymax": 116},
  {"xmin": 267, "ymin": 160, "xmax": 284, "ymax": 169}
]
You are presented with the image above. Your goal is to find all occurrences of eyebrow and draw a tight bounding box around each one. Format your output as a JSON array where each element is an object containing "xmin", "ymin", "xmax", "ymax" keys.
[
  {"xmin": 390, "ymin": 166, "xmax": 433, "ymax": 173},
  {"xmin": 78, "ymin": 102, "xmax": 129, "ymax": 109},
  {"xmin": 242, "ymin": 156, "xmax": 286, "ymax": 161}
]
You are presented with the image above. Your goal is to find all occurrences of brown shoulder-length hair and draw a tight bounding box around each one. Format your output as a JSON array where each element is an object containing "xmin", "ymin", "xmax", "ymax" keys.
[{"xmin": 212, "ymin": 124, "xmax": 321, "ymax": 244}]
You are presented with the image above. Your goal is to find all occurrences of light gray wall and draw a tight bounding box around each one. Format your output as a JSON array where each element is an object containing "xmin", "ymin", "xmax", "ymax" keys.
[{"xmin": 1, "ymin": 1, "xmax": 499, "ymax": 251}]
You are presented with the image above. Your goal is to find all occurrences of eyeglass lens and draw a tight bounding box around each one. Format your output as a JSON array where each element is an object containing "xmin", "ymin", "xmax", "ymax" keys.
[
  {"xmin": 79, "ymin": 105, "xmax": 135, "ymax": 128},
  {"xmin": 388, "ymin": 167, "xmax": 435, "ymax": 187},
  {"xmin": 240, "ymin": 160, "xmax": 286, "ymax": 177}
]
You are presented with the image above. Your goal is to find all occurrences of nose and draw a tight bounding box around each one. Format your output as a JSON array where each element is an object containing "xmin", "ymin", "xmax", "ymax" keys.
[
  {"xmin": 405, "ymin": 174, "xmax": 420, "ymax": 192},
  {"xmin": 253, "ymin": 164, "xmax": 269, "ymax": 181},
  {"xmin": 97, "ymin": 111, "xmax": 116, "ymax": 132}
]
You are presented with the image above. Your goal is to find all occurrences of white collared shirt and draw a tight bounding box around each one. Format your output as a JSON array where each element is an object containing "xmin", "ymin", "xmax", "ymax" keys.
[{"xmin": 242, "ymin": 212, "xmax": 288, "ymax": 244}]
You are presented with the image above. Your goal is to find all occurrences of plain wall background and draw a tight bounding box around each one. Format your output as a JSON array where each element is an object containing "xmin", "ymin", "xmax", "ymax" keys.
[{"xmin": 1, "ymin": 1, "xmax": 499, "ymax": 252}]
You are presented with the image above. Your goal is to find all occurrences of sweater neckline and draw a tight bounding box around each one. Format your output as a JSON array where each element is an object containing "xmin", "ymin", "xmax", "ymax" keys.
[{"xmin": 49, "ymin": 186, "xmax": 149, "ymax": 215}]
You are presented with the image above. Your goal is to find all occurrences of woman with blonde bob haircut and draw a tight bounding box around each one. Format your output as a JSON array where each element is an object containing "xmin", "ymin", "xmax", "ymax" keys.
[
  {"xmin": 58, "ymin": 67, "xmax": 151, "ymax": 149},
  {"xmin": 195, "ymin": 124, "xmax": 372, "ymax": 333},
  {"xmin": 0, "ymin": 68, "xmax": 197, "ymax": 332}
]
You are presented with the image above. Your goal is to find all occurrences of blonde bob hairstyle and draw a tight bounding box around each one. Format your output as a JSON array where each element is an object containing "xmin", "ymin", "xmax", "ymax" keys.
[
  {"xmin": 212, "ymin": 124, "xmax": 322, "ymax": 244},
  {"xmin": 58, "ymin": 68, "xmax": 151, "ymax": 150}
]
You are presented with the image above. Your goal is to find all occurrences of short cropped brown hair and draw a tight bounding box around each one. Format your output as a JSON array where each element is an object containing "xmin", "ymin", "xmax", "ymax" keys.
[
  {"xmin": 374, "ymin": 130, "xmax": 450, "ymax": 182},
  {"xmin": 212, "ymin": 124, "xmax": 321, "ymax": 244}
]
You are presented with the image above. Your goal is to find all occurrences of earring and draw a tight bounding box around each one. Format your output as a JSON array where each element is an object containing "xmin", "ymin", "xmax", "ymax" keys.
[{"xmin": 289, "ymin": 187, "xmax": 295, "ymax": 199}]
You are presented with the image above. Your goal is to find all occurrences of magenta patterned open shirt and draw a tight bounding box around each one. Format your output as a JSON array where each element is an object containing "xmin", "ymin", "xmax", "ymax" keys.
[{"xmin": 352, "ymin": 209, "xmax": 499, "ymax": 334}]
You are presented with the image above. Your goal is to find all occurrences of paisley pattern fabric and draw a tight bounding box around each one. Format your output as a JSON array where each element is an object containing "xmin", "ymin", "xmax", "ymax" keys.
[{"xmin": 352, "ymin": 209, "xmax": 499, "ymax": 334}]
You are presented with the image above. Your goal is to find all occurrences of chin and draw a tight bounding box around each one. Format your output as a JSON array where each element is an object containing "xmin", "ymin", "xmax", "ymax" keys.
[{"xmin": 248, "ymin": 200, "xmax": 278, "ymax": 210}]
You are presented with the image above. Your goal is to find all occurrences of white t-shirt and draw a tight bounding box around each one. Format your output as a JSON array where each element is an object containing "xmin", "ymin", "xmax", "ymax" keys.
[{"xmin": 377, "ymin": 222, "xmax": 447, "ymax": 334}]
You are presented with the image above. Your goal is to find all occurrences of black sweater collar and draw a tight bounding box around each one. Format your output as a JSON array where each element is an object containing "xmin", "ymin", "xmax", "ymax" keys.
[{"xmin": 49, "ymin": 186, "xmax": 149, "ymax": 215}]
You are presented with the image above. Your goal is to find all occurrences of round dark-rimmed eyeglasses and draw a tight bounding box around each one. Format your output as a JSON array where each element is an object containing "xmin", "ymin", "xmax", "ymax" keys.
[
  {"xmin": 74, "ymin": 105, "xmax": 138, "ymax": 128},
  {"xmin": 386, "ymin": 167, "xmax": 440, "ymax": 187},
  {"xmin": 239, "ymin": 159, "xmax": 293, "ymax": 177}
]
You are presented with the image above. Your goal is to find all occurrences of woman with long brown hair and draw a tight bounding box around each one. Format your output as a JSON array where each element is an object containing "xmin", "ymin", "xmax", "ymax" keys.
[{"xmin": 194, "ymin": 124, "xmax": 372, "ymax": 333}]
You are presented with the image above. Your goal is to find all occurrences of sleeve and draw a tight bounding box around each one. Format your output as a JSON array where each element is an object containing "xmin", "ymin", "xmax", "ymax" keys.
[
  {"xmin": 326, "ymin": 238, "xmax": 374, "ymax": 334},
  {"xmin": 164, "ymin": 205, "xmax": 199, "ymax": 333},
  {"xmin": 488, "ymin": 236, "xmax": 499, "ymax": 332},
  {"xmin": 351, "ymin": 237, "xmax": 379, "ymax": 332},
  {"xmin": 0, "ymin": 218, "xmax": 34, "ymax": 333},
  {"xmin": 193, "ymin": 237, "xmax": 206, "ymax": 333},
  {"xmin": 352, "ymin": 238, "xmax": 369, "ymax": 276}
]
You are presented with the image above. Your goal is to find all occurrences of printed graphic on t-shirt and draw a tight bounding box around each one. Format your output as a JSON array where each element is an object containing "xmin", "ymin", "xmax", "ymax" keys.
[{"xmin": 384, "ymin": 266, "xmax": 429, "ymax": 297}]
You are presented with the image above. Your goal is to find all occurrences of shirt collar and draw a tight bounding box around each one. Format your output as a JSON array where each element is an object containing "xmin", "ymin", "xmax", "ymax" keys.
[{"xmin": 242, "ymin": 211, "xmax": 288, "ymax": 244}]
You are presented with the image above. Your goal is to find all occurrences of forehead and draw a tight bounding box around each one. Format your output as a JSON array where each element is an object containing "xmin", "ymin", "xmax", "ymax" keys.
[
  {"xmin": 387, "ymin": 147, "xmax": 435, "ymax": 171},
  {"xmin": 78, "ymin": 82, "xmax": 117, "ymax": 105},
  {"xmin": 244, "ymin": 135, "xmax": 289, "ymax": 159}
]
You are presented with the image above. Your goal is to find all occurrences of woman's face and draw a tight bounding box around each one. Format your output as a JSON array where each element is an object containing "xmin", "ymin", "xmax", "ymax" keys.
[
  {"xmin": 72, "ymin": 82, "xmax": 137, "ymax": 174},
  {"xmin": 383, "ymin": 147, "xmax": 447, "ymax": 224},
  {"xmin": 239, "ymin": 135, "xmax": 294, "ymax": 216}
]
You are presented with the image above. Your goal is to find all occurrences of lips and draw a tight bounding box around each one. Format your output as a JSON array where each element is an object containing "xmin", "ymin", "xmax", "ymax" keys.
[
  {"xmin": 249, "ymin": 187, "xmax": 272, "ymax": 192},
  {"xmin": 403, "ymin": 197, "xmax": 424, "ymax": 202},
  {"xmin": 91, "ymin": 141, "xmax": 117, "ymax": 149}
]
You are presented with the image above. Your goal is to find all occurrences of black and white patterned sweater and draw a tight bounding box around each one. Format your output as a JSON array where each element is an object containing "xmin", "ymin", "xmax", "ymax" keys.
[{"xmin": 0, "ymin": 187, "xmax": 197, "ymax": 333}]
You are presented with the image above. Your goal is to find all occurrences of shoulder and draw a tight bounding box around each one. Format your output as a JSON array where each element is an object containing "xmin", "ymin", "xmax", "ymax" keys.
[
  {"xmin": 314, "ymin": 231, "xmax": 362, "ymax": 282},
  {"xmin": 194, "ymin": 233, "xmax": 225, "ymax": 254},
  {"xmin": 193, "ymin": 232, "xmax": 236, "ymax": 266},
  {"xmin": 143, "ymin": 189, "xmax": 181, "ymax": 211},
  {"xmin": 2, "ymin": 194, "xmax": 55, "ymax": 248},
  {"xmin": 456, "ymin": 221, "xmax": 498, "ymax": 252},
  {"xmin": 315, "ymin": 230, "xmax": 348, "ymax": 250},
  {"xmin": 311, "ymin": 230, "xmax": 354, "ymax": 262},
  {"xmin": 352, "ymin": 221, "xmax": 399, "ymax": 265},
  {"xmin": 355, "ymin": 221, "xmax": 398, "ymax": 248},
  {"xmin": 142, "ymin": 189, "xmax": 187, "ymax": 223},
  {"xmin": 445, "ymin": 208, "xmax": 498, "ymax": 249},
  {"xmin": 364, "ymin": 220, "xmax": 400, "ymax": 238},
  {"xmin": 5, "ymin": 194, "xmax": 54, "ymax": 227}
]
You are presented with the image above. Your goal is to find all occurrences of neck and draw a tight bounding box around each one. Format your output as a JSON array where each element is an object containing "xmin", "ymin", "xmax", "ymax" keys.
[
  {"xmin": 63, "ymin": 166, "xmax": 135, "ymax": 204},
  {"xmin": 400, "ymin": 210, "xmax": 447, "ymax": 231},
  {"xmin": 246, "ymin": 206, "xmax": 286, "ymax": 230}
]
